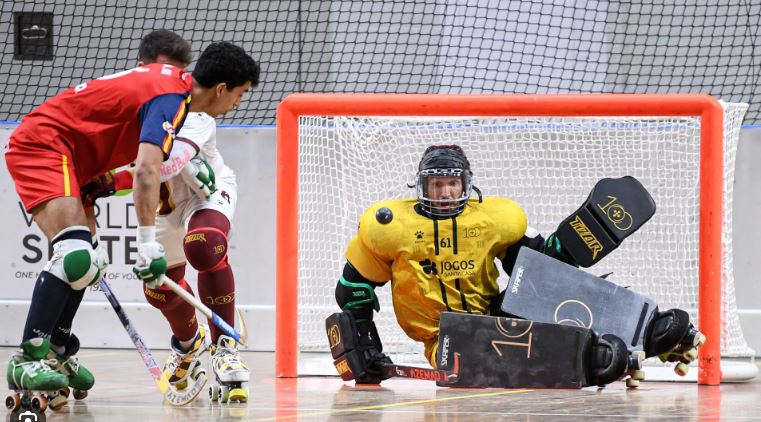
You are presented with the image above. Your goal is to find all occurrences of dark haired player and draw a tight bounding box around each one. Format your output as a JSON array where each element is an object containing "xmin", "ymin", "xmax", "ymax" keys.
[{"xmin": 82, "ymin": 39, "xmax": 260, "ymax": 404}]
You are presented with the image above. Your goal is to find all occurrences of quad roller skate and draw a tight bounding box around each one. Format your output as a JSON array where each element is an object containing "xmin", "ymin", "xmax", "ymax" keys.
[
  {"xmin": 48, "ymin": 333, "xmax": 94, "ymax": 407},
  {"xmin": 5, "ymin": 338, "xmax": 69, "ymax": 413},
  {"xmin": 163, "ymin": 324, "xmax": 211, "ymax": 406},
  {"xmin": 208, "ymin": 335, "xmax": 249, "ymax": 403},
  {"xmin": 645, "ymin": 309, "xmax": 706, "ymax": 376}
]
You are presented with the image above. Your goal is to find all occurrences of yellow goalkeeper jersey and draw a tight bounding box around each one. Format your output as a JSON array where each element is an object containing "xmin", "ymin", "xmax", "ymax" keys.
[{"xmin": 344, "ymin": 197, "xmax": 527, "ymax": 366}]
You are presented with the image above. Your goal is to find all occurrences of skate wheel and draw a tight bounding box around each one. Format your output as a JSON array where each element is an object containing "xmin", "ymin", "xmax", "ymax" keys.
[
  {"xmin": 631, "ymin": 351, "xmax": 645, "ymax": 369},
  {"xmin": 191, "ymin": 366, "xmax": 206, "ymax": 380},
  {"xmin": 209, "ymin": 383, "xmax": 219, "ymax": 401},
  {"xmin": 48, "ymin": 391, "xmax": 68, "ymax": 411},
  {"xmin": 31, "ymin": 394, "xmax": 48, "ymax": 412},
  {"xmin": 632, "ymin": 369, "xmax": 646, "ymax": 381},
  {"xmin": 695, "ymin": 333, "xmax": 707, "ymax": 347},
  {"xmin": 5, "ymin": 393, "xmax": 21, "ymax": 411},
  {"xmin": 228, "ymin": 386, "xmax": 248, "ymax": 403},
  {"xmin": 675, "ymin": 362, "xmax": 689, "ymax": 376},
  {"xmin": 73, "ymin": 389, "xmax": 88, "ymax": 400},
  {"xmin": 683, "ymin": 347, "xmax": 698, "ymax": 362},
  {"xmin": 625, "ymin": 378, "xmax": 640, "ymax": 388},
  {"xmin": 220, "ymin": 385, "xmax": 230, "ymax": 402}
]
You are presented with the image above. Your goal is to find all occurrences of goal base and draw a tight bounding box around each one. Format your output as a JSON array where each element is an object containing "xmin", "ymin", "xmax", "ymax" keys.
[
  {"xmin": 297, "ymin": 353, "xmax": 758, "ymax": 383},
  {"xmin": 641, "ymin": 358, "xmax": 758, "ymax": 383}
]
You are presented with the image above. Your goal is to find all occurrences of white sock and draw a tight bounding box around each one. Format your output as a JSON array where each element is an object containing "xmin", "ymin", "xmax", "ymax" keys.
[{"xmin": 178, "ymin": 338, "xmax": 195, "ymax": 352}]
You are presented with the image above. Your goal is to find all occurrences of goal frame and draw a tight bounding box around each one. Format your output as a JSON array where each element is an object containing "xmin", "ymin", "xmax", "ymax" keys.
[{"xmin": 275, "ymin": 93, "xmax": 725, "ymax": 385}]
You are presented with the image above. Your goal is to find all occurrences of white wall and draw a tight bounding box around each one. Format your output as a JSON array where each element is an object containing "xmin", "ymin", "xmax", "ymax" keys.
[
  {"xmin": 0, "ymin": 123, "xmax": 759, "ymax": 355},
  {"xmin": 732, "ymin": 127, "xmax": 761, "ymax": 354}
]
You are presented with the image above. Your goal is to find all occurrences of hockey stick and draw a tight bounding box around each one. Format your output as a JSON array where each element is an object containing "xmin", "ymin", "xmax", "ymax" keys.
[
  {"xmin": 99, "ymin": 279, "xmax": 171, "ymax": 395},
  {"xmin": 379, "ymin": 352, "xmax": 461, "ymax": 383},
  {"xmin": 161, "ymin": 276, "xmax": 248, "ymax": 346}
]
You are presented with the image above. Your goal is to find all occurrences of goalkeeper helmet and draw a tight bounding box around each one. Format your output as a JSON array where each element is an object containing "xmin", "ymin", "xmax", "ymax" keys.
[{"xmin": 415, "ymin": 145, "xmax": 473, "ymax": 217}]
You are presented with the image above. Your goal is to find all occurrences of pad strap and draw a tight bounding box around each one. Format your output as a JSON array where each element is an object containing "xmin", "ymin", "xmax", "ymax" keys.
[{"xmin": 336, "ymin": 276, "xmax": 380, "ymax": 312}]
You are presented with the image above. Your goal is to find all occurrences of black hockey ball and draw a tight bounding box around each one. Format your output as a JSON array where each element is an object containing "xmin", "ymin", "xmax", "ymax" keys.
[{"xmin": 375, "ymin": 207, "xmax": 393, "ymax": 224}]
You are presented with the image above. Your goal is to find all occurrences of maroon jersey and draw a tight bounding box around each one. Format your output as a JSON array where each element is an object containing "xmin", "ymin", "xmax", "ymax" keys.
[{"xmin": 9, "ymin": 63, "xmax": 191, "ymax": 185}]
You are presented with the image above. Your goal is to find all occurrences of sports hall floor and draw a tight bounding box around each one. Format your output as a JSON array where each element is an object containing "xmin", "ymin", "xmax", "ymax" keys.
[{"xmin": 4, "ymin": 347, "xmax": 760, "ymax": 421}]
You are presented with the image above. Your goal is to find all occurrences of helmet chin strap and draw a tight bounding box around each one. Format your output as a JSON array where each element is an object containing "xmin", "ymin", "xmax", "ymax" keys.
[{"xmin": 472, "ymin": 185, "xmax": 483, "ymax": 203}]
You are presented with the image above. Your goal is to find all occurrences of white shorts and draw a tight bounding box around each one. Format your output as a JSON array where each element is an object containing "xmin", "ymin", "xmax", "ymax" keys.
[{"xmin": 157, "ymin": 177, "xmax": 237, "ymax": 268}]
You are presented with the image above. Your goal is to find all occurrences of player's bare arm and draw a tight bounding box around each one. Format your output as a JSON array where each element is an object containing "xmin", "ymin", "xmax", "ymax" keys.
[
  {"xmin": 133, "ymin": 142, "xmax": 164, "ymax": 227},
  {"xmin": 131, "ymin": 142, "xmax": 169, "ymax": 287}
]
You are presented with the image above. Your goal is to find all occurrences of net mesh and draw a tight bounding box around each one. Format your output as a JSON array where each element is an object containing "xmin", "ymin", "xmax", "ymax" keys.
[
  {"xmin": 296, "ymin": 102, "xmax": 753, "ymax": 370},
  {"xmin": 2, "ymin": 1, "xmax": 760, "ymax": 125}
]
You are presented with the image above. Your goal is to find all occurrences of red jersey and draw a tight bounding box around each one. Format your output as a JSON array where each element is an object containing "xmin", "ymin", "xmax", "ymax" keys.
[{"xmin": 8, "ymin": 63, "xmax": 191, "ymax": 185}]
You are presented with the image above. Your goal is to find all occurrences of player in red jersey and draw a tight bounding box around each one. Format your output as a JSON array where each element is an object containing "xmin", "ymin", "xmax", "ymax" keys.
[
  {"xmin": 80, "ymin": 31, "xmax": 260, "ymax": 404},
  {"xmin": 4, "ymin": 34, "xmax": 260, "ymax": 410}
]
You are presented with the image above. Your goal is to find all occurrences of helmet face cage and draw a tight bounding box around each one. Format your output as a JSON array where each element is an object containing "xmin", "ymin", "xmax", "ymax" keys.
[{"xmin": 415, "ymin": 168, "xmax": 473, "ymax": 217}]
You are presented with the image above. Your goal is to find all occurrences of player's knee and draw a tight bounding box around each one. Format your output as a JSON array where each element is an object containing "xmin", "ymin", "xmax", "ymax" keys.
[
  {"xmin": 46, "ymin": 226, "xmax": 104, "ymax": 291},
  {"xmin": 183, "ymin": 227, "xmax": 228, "ymax": 272},
  {"xmin": 144, "ymin": 278, "xmax": 192, "ymax": 311}
]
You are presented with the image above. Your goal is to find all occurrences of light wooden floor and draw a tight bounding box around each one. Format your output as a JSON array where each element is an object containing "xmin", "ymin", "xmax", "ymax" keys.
[{"xmin": 4, "ymin": 347, "xmax": 760, "ymax": 421}]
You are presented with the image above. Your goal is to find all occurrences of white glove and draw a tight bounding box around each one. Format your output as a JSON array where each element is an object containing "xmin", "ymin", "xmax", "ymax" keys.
[
  {"xmin": 132, "ymin": 226, "xmax": 167, "ymax": 289},
  {"xmin": 180, "ymin": 157, "xmax": 216, "ymax": 199}
]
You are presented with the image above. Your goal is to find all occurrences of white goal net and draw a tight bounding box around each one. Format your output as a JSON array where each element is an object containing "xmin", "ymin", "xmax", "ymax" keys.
[{"xmin": 294, "ymin": 101, "xmax": 754, "ymax": 377}]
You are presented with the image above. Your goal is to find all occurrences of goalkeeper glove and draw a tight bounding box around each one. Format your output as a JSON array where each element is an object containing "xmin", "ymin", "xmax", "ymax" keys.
[{"xmin": 180, "ymin": 157, "xmax": 216, "ymax": 200}]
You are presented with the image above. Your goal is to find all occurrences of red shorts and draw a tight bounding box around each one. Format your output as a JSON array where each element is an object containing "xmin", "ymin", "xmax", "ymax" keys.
[{"xmin": 5, "ymin": 136, "xmax": 81, "ymax": 212}]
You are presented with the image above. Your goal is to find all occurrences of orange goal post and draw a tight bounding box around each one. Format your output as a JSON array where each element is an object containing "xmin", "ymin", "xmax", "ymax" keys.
[{"xmin": 276, "ymin": 93, "xmax": 755, "ymax": 385}]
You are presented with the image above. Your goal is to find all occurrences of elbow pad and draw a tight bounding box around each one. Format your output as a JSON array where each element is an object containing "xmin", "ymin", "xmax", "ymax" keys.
[{"xmin": 335, "ymin": 262, "xmax": 382, "ymax": 321}]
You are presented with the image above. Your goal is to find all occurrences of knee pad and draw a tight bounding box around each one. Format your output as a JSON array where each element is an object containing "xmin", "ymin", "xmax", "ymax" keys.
[
  {"xmin": 183, "ymin": 227, "xmax": 228, "ymax": 272},
  {"xmin": 144, "ymin": 277, "xmax": 192, "ymax": 311},
  {"xmin": 44, "ymin": 227, "xmax": 106, "ymax": 291}
]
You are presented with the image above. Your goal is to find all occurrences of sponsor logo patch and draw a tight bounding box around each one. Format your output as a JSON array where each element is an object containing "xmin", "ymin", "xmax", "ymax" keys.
[
  {"xmin": 569, "ymin": 216, "xmax": 603, "ymax": 260},
  {"xmin": 185, "ymin": 233, "xmax": 206, "ymax": 243},
  {"xmin": 328, "ymin": 324, "xmax": 341, "ymax": 349}
]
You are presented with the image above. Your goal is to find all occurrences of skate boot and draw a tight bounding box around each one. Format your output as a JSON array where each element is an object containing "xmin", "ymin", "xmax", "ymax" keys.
[
  {"xmin": 208, "ymin": 335, "xmax": 249, "ymax": 403},
  {"xmin": 644, "ymin": 309, "xmax": 706, "ymax": 376},
  {"xmin": 5, "ymin": 338, "xmax": 69, "ymax": 413},
  {"xmin": 587, "ymin": 333, "xmax": 644, "ymax": 388},
  {"xmin": 162, "ymin": 324, "xmax": 211, "ymax": 406},
  {"xmin": 48, "ymin": 333, "xmax": 94, "ymax": 406}
]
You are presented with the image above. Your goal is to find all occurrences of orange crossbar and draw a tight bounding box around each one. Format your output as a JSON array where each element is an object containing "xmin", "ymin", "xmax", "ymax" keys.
[{"xmin": 275, "ymin": 93, "xmax": 724, "ymax": 385}]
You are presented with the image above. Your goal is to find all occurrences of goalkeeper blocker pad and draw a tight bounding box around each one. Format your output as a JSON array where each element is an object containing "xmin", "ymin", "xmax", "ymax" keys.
[{"xmin": 555, "ymin": 176, "xmax": 655, "ymax": 267}]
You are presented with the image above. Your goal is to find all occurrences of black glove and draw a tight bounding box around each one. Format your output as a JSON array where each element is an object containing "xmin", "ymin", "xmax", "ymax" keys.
[{"xmin": 81, "ymin": 172, "xmax": 116, "ymax": 208}]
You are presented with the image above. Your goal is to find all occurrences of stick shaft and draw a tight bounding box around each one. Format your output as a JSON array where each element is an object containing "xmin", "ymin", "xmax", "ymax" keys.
[
  {"xmin": 161, "ymin": 277, "xmax": 245, "ymax": 344},
  {"xmin": 380, "ymin": 353, "xmax": 460, "ymax": 383},
  {"xmin": 99, "ymin": 279, "xmax": 169, "ymax": 393}
]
